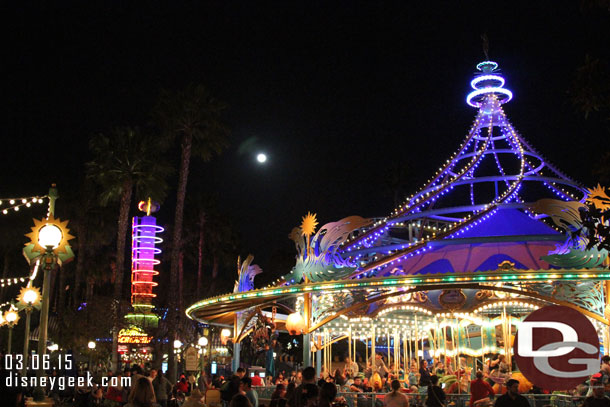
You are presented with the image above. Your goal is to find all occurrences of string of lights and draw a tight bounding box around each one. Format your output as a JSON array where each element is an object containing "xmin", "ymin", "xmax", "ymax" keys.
[{"xmin": 0, "ymin": 196, "xmax": 48, "ymax": 215}]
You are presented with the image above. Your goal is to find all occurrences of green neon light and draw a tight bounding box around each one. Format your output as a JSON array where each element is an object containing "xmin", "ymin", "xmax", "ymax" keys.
[{"xmin": 184, "ymin": 268, "xmax": 610, "ymax": 317}]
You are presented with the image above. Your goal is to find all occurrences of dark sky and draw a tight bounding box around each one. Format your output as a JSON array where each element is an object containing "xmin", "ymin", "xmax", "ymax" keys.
[{"xmin": 1, "ymin": 2, "xmax": 608, "ymax": 274}]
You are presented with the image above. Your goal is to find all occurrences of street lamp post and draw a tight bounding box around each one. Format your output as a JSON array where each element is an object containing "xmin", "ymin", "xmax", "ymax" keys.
[
  {"xmin": 173, "ymin": 339, "xmax": 182, "ymax": 378},
  {"xmin": 17, "ymin": 286, "xmax": 42, "ymax": 377},
  {"xmin": 22, "ymin": 186, "xmax": 75, "ymax": 378},
  {"xmin": 4, "ymin": 306, "xmax": 20, "ymax": 354},
  {"xmin": 37, "ymin": 243, "xmax": 60, "ymax": 377},
  {"xmin": 88, "ymin": 341, "xmax": 96, "ymax": 372}
]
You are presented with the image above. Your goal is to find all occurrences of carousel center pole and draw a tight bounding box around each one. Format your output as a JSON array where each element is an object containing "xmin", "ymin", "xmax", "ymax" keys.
[
  {"xmin": 232, "ymin": 314, "xmax": 241, "ymax": 372},
  {"xmin": 303, "ymin": 280, "xmax": 312, "ymax": 368}
]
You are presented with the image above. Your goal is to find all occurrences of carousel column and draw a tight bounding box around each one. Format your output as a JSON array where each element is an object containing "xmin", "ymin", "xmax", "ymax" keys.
[
  {"xmin": 302, "ymin": 292, "xmax": 312, "ymax": 367},
  {"xmin": 316, "ymin": 336, "xmax": 321, "ymax": 377},
  {"xmin": 232, "ymin": 342, "xmax": 241, "ymax": 372},
  {"xmin": 605, "ymin": 281, "xmax": 610, "ymax": 353},
  {"xmin": 233, "ymin": 315, "xmax": 240, "ymax": 372}
]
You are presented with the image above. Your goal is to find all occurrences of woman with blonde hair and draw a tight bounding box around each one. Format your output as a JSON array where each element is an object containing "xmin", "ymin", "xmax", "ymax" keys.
[{"xmin": 126, "ymin": 377, "xmax": 159, "ymax": 407}]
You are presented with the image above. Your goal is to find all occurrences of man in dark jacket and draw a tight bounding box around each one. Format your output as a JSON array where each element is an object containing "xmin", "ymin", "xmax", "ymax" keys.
[
  {"xmin": 222, "ymin": 367, "xmax": 246, "ymax": 403},
  {"xmin": 494, "ymin": 379, "xmax": 529, "ymax": 407}
]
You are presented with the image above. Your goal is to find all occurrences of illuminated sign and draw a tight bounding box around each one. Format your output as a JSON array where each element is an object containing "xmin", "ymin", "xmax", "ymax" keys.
[{"xmin": 118, "ymin": 327, "xmax": 152, "ymax": 344}]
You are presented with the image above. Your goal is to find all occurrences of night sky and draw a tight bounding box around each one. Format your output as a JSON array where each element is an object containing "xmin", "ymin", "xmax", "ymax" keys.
[{"xmin": 1, "ymin": 2, "xmax": 608, "ymax": 277}]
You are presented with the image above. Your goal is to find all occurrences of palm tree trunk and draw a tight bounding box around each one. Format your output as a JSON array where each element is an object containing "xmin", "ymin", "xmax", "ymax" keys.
[
  {"xmin": 111, "ymin": 179, "xmax": 134, "ymax": 372},
  {"xmin": 207, "ymin": 254, "xmax": 219, "ymax": 296},
  {"xmin": 178, "ymin": 251, "xmax": 184, "ymax": 312},
  {"xmin": 86, "ymin": 277, "xmax": 94, "ymax": 302},
  {"xmin": 196, "ymin": 212, "xmax": 205, "ymax": 297},
  {"xmin": 168, "ymin": 132, "xmax": 193, "ymax": 383},
  {"xmin": 73, "ymin": 224, "xmax": 87, "ymax": 307}
]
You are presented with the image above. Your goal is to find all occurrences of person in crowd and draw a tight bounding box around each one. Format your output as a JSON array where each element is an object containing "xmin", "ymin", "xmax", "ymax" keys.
[
  {"xmin": 469, "ymin": 370, "xmax": 495, "ymax": 407},
  {"xmin": 105, "ymin": 373, "xmax": 126, "ymax": 404},
  {"xmin": 287, "ymin": 366, "xmax": 316, "ymax": 407},
  {"xmin": 303, "ymin": 384, "xmax": 319, "ymax": 407},
  {"xmin": 198, "ymin": 371, "xmax": 211, "ymax": 391},
  {"xmin": 350, "ymin": 376, "xmax": 365, "ymax": 393},
  {"xmin": 241, "ymin": 377, "xmax": 259, "ymax": 407},
  {"xmin": 285, "ymin": 382, "xmax": 296, "ymax": 404},
  {"xmin": 270, "ymin": 383, "xmax": 287, "ymax": 407},
  {"xmin": 344, "ymin": 357, "xmax": 359, "ymax": 377},
  {"xmin": 583, "ymin": 376, "xmax": 610, "ymax": 407},
  {"xmin": 433, "ymin": 361, "xmax": 445, "ymax": 377},
  {"xmin": 493, "ymin": 379, "xmax": 529, "ymax": 407},
  {"xmin": 407, "ymin": 364, "xmax": 418, "ymax": 388},
  {"xmin": 230, "ymin": 394, "xmax": 253, "ymax": 407},
  {"xmin": 148, "ymin": 369, "xmax": 158, "ymax": 382},
  {"xmin": 182, "ymin": 388, "xmax": 205, "ymax": 407},
  {"xmin": 125, "ymin": 376, "xmax": 159, "ymax": 407},
  {"xmin": 319, "ymin": 382, "xmax": 338, "ymax": 407},
  {"xmin": 88, "ymin": 385, "xmax": 104, "ymax": 406},
  {"xmin": 334, "ymin": 369, "xmax": 345, "ymax": 386},
  {"xmin": 295, "ymin": 371, "xmax": 303, "ymax": 385},
  {"xmin": 152, "ymin": 370, "xmax": 172, "ymax": 407},
  {"xmin": 131, "ymin": 366, "xmax": 145, "ymax": 384},
  {"xmin": 176, "ymin": 376, "xmax": 190, "ymax": 394},
  {"xmin": 266, "ymin": 374, "xmax": 274, "ymax": 387},
  {"xmin": 418, "ymin": 360, "xmax": 432, "ymax": 389},
  {"xmin": 222, "ymin": 368, "xmax": 246, "ymax": 403},
  {"xmin": 425, "ymin": 375, "xmax": 445, "ymax": 407},
  {"xmin": 251, "ymin": 371, "xmax": 264, "ymax": 387},
  {"xmin": 369, "ymin": 353, "xmax": 390, "ymax": 377},
  {"xmin": 384, "ymin": 379, "xmax": 408, "ymax": 407},
  {"xmin": 601, "ymin": 356, "xmax": 610, "ymax": 396}
]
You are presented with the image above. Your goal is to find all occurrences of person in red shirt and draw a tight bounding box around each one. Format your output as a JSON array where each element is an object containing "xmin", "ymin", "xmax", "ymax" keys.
[
  {"xmin": 251, "ymin": 371, "xmax": 264, "ymax": 386},
  {"xmin": 469, "ymin": 370, "xmax": 495, "ymax": 407}
]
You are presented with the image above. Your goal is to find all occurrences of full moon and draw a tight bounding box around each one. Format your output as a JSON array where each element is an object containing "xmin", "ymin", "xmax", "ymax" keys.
[{"xmin": 256, "ymin": 153, "xmax": 267, "ymax": 163}]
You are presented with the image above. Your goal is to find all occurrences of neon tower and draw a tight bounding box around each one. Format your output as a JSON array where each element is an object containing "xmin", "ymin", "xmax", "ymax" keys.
[
  {"xmin": 342, "ymin": 60, "xmax": 588, "ymax": 277},
  {"xmin": 125, "ymin": 200, "xmax": 163, "ymax": 328}
]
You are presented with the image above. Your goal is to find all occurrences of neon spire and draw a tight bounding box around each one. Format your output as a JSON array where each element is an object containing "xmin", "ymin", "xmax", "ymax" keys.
[
  {"xmin": 342, "ymin": 60, "xmax": 589, "ymax": 278},
  {"xmin": 467, "ymin": 61, "xmax": 512, "ymax": 107}
]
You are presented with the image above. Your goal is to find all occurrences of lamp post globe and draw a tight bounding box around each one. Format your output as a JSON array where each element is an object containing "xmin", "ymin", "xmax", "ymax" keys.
[
  {"xmin": 5, "ymin": 309, "xmax": 18, "ymax": 324},
  {"xmin": 173, "ymin": 339, "xmax": 182, "ymax": 349},
  {"xmin": 23, "ymin": 287, "xmax": 40, "ymax": 306},
  {"xmin": 37, "ymin": 224, "xmax": 63, "ymax": 248},
  {"xmin": 221, "ymin": 328, "xmax": 231, "ymax": 338},
  {"xmin": 88, "ymin": 341, "xmax": 96, "ymax": 350},
  {"xmin": 198, "ymin": 336, "xmax": 208, "ymax": 347}
]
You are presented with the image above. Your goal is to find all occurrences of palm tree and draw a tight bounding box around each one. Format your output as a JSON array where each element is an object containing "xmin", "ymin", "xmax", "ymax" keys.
[
  {"xmin": 156, "ymin": 84, "xmax": 229, "ymax": 381},
  {"xmin": 86, "ymin": 127, "xmax": 171, "ymax": 371}
]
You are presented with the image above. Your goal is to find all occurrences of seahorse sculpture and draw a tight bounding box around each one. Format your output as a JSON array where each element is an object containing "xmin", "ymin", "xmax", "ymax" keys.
[
  {"xmin": 234, "ymin": 254, "xmax": 263, "ymax": 293},
  {"xmin": 529, "ymin": 198, "xmax": 608, "ymax": 268},
  {"xmin": 284, "ymin": 215, "xmax": 372, "ymax": 283}
]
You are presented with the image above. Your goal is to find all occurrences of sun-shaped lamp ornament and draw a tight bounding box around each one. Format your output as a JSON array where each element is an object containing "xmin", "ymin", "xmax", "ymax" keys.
[
  {"xmin": 4, "ymin": 306, "xmax": 19, "ymax": 327},
  {"xmin": 24, "ymin": 215, "xmax": 75, "ymax": 266},
  {"xmin": 17, "ymin": 286, "xmax": 42, "ymax": 310},
  {"xmin": 3, "ymin": 304, "xmax": 20, "ymax": 354},
  {"xmin": 16, "ymin": 285, "xmax": 41, "ymax": 375}
]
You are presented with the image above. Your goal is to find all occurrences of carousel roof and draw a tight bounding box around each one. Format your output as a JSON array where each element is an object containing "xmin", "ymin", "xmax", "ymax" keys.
[{"xmin": 186, "ymin": 60, "xmax": 609, "ymax": 328}]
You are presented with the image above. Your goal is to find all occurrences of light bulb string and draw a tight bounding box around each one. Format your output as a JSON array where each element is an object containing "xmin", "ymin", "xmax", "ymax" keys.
[{"xmin": 0, "ymin": 195, "xmax": 48, "ymax": 215}]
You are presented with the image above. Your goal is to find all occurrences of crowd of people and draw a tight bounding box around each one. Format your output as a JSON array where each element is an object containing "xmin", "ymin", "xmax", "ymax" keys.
[{"xmin": 4, "ymin": 351, "xmax": 610, "ymax": 406}]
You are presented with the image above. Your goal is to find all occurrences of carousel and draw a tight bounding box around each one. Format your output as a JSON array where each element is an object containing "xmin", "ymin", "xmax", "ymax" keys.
[{"xmin": 186, "ymin": 60, "xmax": 610, "ymax": 393}]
